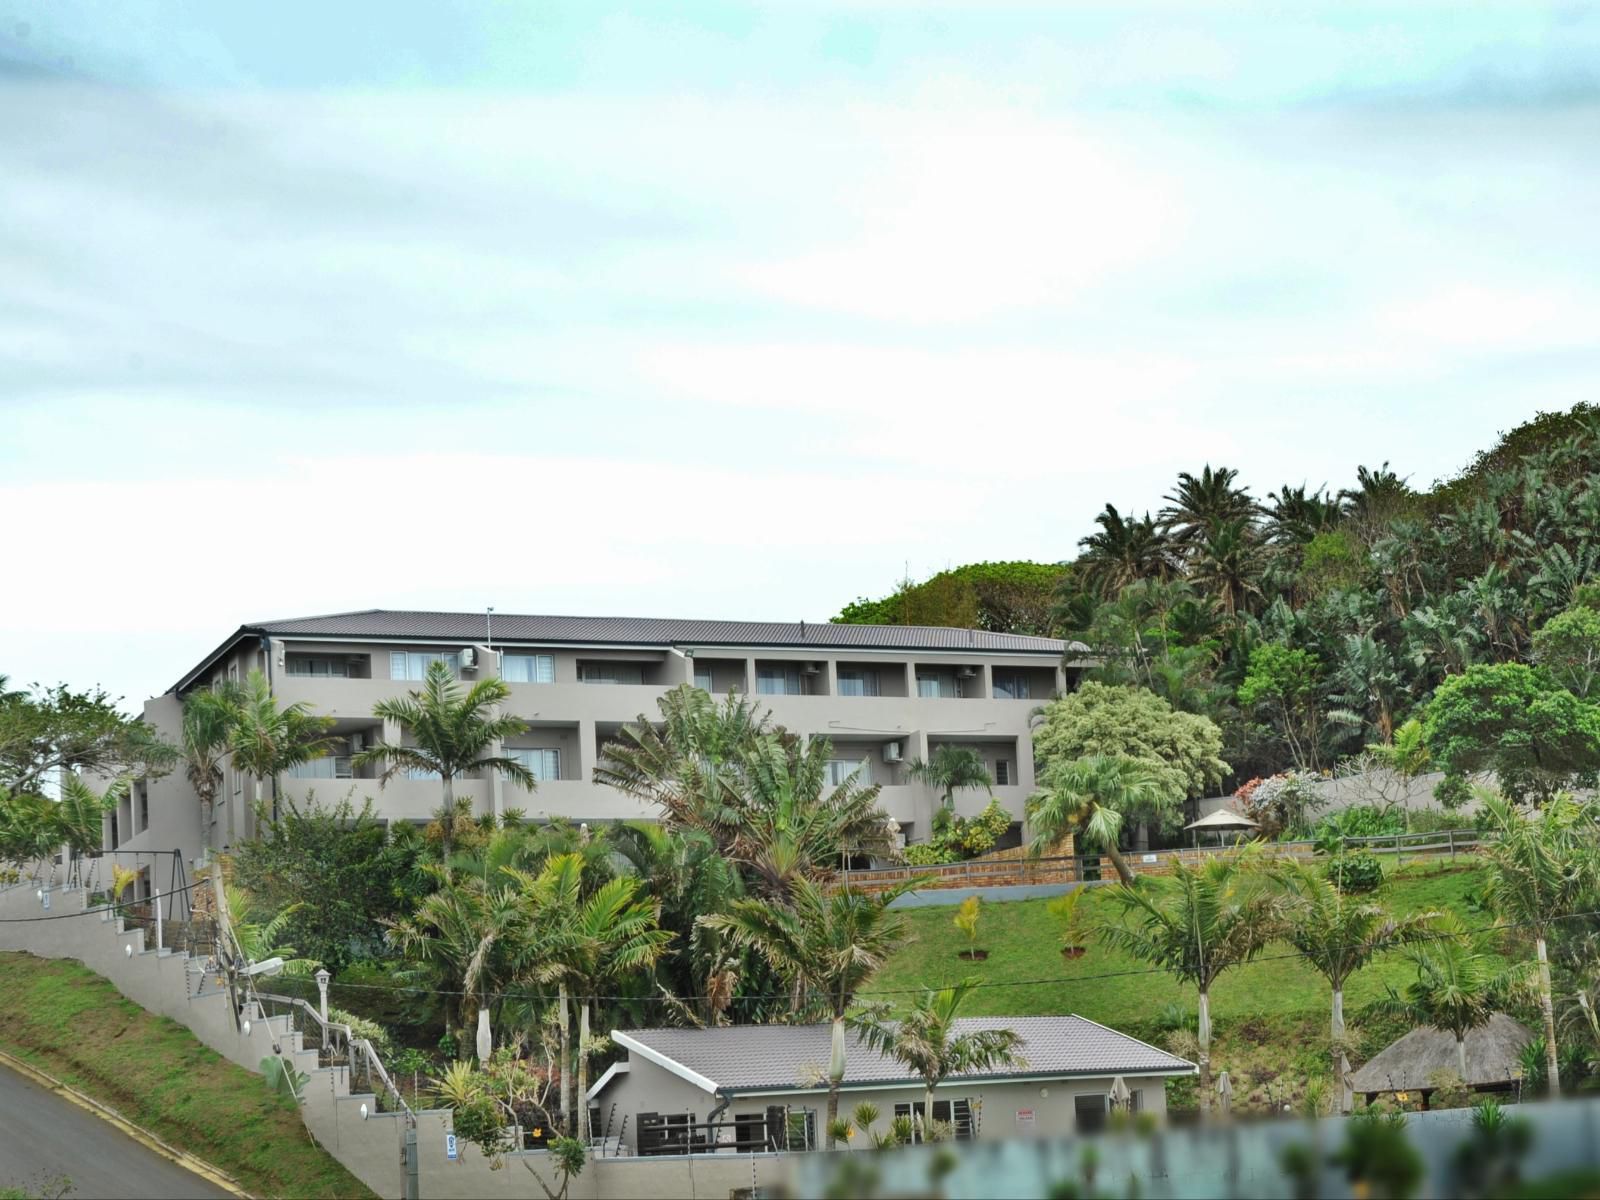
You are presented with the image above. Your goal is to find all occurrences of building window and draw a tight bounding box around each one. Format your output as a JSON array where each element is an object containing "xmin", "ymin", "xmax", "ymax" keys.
[
  {"xmin": 693, "ymin": 667, "xmax": 713, "ymax": 691},
  {"xmin": 503, "ymin": 654, "xmax": 555, "ymax": 684},
  {"xmin": 995, "ymin": 760, "xmax": 1011, "ymax": 786},
  {"xmin": 756, "ymin": 667, "xmax": 802, "ymax": 695},
  {"xmin": 825, "ymin": 758, "xmax": 871, "ymax": 788},
  {"xmin": 289, "ymin": 756, "xmax": 353, "ymax": 780},
  {"xmin": 390, "ymin": 651, "xmax": 456, "ymax": 681},
  {"xmin": 505, "ymin": 748, "xmax": 560, "ymax": 781},
  {"xmin": 893, "ymin": 1099, "xmax": 975, "ymax": 1141},
  {"xmin": 137, "ymin": 786, "xmax": 149, "ymax": 832},
  {"xmin": 286, "ymin": 656, "xmax": 350, "ymax": 678},
  {"xmin": 916, "ymin": 674, "xmax": 944, "ymax": 698},
  {"xmin": 836, "ymin": 669, "xmax": 881, "ymax": 697},
  {"xmin": 992, "ymin": 672, "xmax": 1031, "ymax": 700},
  {"xmin": 579, "ymin": 662, "xmax": 645, "ymax": 685},
  {"xmin": 764, "ymin": 1106, "xmax": 816, "ymax": 1150},
  {"xmin": 1074, "ymin": 1093, "xmax": 1109, "ymax": 1134}
]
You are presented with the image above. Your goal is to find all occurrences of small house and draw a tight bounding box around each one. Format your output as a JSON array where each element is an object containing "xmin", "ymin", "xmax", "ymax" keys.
[{"xmin": 587, "ymin": 1015, "xmax": 1196, "ymax": 1154}]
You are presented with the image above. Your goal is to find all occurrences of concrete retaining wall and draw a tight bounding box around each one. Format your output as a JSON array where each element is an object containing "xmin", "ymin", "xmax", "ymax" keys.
[{"xmin": 0, "ymin": 877, "xmax": 789, "ymax": 1200}]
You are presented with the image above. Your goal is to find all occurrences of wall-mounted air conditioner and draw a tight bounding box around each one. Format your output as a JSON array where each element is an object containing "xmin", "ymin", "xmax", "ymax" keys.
[
  {"xmin": 883, "ymin": 741, "xmax": 904, "ymax": 764},
  {"xmin": 459, "ymin": 647, "xmax": 478, "ymax": 670}
]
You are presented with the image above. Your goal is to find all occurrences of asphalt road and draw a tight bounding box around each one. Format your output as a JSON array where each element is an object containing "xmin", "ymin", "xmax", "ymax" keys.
[{"xmin": 0, "ymin": 1061, "xmax": 231, "ymax": 1199}]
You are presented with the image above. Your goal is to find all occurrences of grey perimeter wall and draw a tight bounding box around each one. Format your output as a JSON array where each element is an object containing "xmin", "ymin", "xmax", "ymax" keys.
[{"xmin": 0, "ymin": 874, "xmax": 789, "ymax": 1200}]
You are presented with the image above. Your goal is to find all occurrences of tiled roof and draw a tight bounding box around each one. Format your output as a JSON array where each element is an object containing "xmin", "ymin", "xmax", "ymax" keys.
[
  {"xmin": 612, "ymin": 1017, "xmax": 1194, "ymax": 1095},
  {"xmin": 247, "ymin": 609, "xmax": 1078, "ymax": 653}
]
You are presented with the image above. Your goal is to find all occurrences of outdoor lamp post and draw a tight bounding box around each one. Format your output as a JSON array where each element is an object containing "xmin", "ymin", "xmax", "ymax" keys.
[{"xmin": 315, "ymin": 967, "xmax": 331, "ymax": 1023}]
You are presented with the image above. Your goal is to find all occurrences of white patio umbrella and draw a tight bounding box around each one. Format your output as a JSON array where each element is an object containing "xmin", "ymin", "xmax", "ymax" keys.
[{"xmin": 1184, "ymin": 808, "xmax": 1261, "ymax": 848}]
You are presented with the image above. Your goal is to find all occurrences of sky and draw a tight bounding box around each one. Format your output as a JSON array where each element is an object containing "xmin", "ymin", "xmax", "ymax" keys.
[{"xmin": 2, "ymin": 2, "xmax": 1599, "ymax": 709}]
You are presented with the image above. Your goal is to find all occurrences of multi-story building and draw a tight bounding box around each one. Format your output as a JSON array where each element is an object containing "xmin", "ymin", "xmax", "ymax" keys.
[{"xmin": 108, "ymin": 609, "xmax": 1087, "ymax": 866}]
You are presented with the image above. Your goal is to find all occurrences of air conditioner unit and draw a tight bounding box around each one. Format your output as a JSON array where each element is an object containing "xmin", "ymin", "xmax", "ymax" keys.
[
  {"xmin": 800, "ymin": 662, "xmax": 822, "ymax": 675},
  {"xmin": 459, "ymin": 647, "xmax": 478, "ymax": 670},
  {"xmin": 956, "ymin": 666, "xmax": 977, "ymax": 679},
  {"xmin": 883, "ymin": 741, "xmax": 904, "ymax": 764}
]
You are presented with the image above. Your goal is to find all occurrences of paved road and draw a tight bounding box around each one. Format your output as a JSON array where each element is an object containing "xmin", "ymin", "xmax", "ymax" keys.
[{"xmin": 0, "ymin": 1062, "xmax": 231, "ymax": 1199}]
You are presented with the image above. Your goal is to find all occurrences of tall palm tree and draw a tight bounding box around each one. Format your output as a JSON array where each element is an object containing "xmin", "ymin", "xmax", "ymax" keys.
[
  {"xmin": 226, "ymin": 671, "xmax": 336, "ymax": 840},
  {"xmin": 1188, "ymin": 517, "xmax": 1265, "ymax": 616},
  {"xmin": 1478, "ymin": 792, "xmax": 1600, "ymax": 1092},
  {"xmin": 1026, "ymin": 755, "xmax": 1175, "ymax": 887},
  {"xmin": 179, "ymin": 682, "xmax": 241, "ymax": 850},
  {"xmin": 1159, "ymin": 466, "xmax": 1257, "ymax": 548},
  {"xmin": 906, "ymin": 745, "xmax": 993, "ymax": 821},
  {"xmin": 851, "ymin": 977, "xmax": 1025, "ymax": 1139},
  {"xmin": 1076, "ymin": 504, "xmax": 1174, "ymax": 594},
  {"xmin": 519, "ymin": 852, "xmax": 672, "ymax": 1141},
  {"xmin": 1280, "ymin": 864, "xmax": 1436, "ymax": 1110},
  {"xmin": 1097, "ymin": 851, "xmax": 1285, "ymax": 1114},
  {"xmin": 1264, "ymin": 484, "xmax": 1339, "ymax": 546},
  {"xmin": 1376, "ymin": 912, "xmax": 1527, "ymax": 1079},
  {"xmin": 355, "ymin": 661, "xmax": 534, "ymax": 867},
  {"xmin": 699, "ymin": 877, "xmax": 922, "ymax": 1147}
]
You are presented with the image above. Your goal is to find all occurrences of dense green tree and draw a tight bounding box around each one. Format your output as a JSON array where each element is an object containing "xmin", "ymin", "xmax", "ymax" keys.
[
  {"xmin": 1032, "ymin": 681, "xmax": 1229, "ymax": 805},
  {"xmin": 1532, "ymin": 604, "xmax": 1600, "ymax": 698},
  {"xmin": 1423, "ymin": 663, "xmax": 1600, "ymax": 802},
  {"xmin": 226, "ymin": 670, "xmax": 337, "ymax": 840},
  {"xmin": 1238, "ymin": 643, "xmax": 1327, "ymax": 771},
  {"xmin": 906, "ymin": 745, "xmax": 993, "ymax": 822},
  {"xmin": 0, "ymin": 677, "xmax": 172, "ymax": 795},
  {"xmin": 836, "ymin": 561, "xmax": 1067, "ymax": 635}
]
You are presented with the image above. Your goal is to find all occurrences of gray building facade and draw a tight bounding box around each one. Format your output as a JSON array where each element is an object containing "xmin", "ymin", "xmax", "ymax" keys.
[{"xmin": 108, "ymin": 609, "xmax": 1087, "ymax": 866}]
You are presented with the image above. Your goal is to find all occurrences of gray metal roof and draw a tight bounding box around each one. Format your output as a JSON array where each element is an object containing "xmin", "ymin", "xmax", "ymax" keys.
[
  {"xmin": 173, "ymin": 609, "xmax": 1085, "ymax": 694},
  {"xmin": 248, "ymin": 609, "xmax": 1076, "ymax": 653},
  {"xmin": 612, "ymin": 1017, "xmax": 1195, "ymax": 1095}
]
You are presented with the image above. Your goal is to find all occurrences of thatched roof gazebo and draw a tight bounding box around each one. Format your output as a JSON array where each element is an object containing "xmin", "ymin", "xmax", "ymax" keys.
[{"xmin": 1350, "ymin": 1013, "xmax": 1533, "ymax": 1107}]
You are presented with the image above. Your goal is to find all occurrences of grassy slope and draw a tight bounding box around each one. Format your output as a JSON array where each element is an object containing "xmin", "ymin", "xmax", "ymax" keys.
[
  {"xmin": 870, "ymin": 860, "xmax": 1493, "ymax": 1112},
  {"xmin": 0, "ymin": 952, "xmax": 373, "ymax": 1200}
]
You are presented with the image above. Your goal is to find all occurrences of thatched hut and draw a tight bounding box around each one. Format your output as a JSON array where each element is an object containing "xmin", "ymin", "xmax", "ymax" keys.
[{"xmin": 1350, "ymin": 1013, "xmax": 1533, "ymax": 1108}]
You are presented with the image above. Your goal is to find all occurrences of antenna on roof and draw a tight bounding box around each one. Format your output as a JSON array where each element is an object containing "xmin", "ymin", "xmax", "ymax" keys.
[
  {"xmin": 800, "ymin": 619, "xmax": 808, "ymax": 639},
  {"xmin": 486, "ymin": 606, "xmax": 494, "ymax": 649}
]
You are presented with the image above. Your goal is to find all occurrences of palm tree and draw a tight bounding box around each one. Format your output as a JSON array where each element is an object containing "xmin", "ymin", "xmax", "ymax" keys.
[
  {"xmin": 1159, "ymin": 466, "xmax": 1257, "ymax": 548},
  {"xmin": 1264, "ymin": 484, "xmax": 1339, "ymax": 546},
  {"xmin": 1478, "ymin": 792, "xmax": 1600, "ymax": 1092},
  {"xmin": 178, "ymin": 683, "xmax": 241, "ymax": 850},
  {"xmin": 1377, "ymin": 912, "xmax": 1527, "ymax": 1078},
  {"xmin": 355, "ymin": 661, "xmax": 534, "ymax": 867},
  {"xmin": 1076, "ymin": 504, "xmax": 1174, "ymax": 594},
  {"xmin": 592, "ymin": 684, "xmax": 772, "ymax": 848},
  {"xmin": 226, "ymin": 670, "xmax": 336, "ymax": 839},
  {"xmin": 906, "ymin": 745, "xmax": 993, "ymax": 822},
  {"xmin": 56, "ymin": 774, "xmax": 129, "ymax": 861},
  {"xmin": 699, "ymin": 877, "xmax": 922, "ymax": 1147},
  {"xmin": 1188, "ymin": 517, "xmax": 1265, "ymax": 616},
  {"xmin": 733, "ymin": 734, "xmax": 897, "ymax": 897},
  {"xmin": 1026, "ymin": 755, "xmax": 1176, "ymax": 887},
  {"xmin": 519, "ymin": 852, "xmax": 672, "ymax": 1141},
  {"xmin": 1280, "ymin": 864, "xmax": 1436, "ymax": 1110},
  {"xmin": 1097, "ymin": 851, "xmax": 1285, "ymax": 1114},
  {"xmin": 851, "ymin": 977, "xmax": 1025, "ymax": 1139},
  {"xmin": 223, "ymin": 883, "xmax": 318, "ymax": 975},
  {"xmin": 387, "ymin": 875, "xmax": 530, "ymax": 1059}
]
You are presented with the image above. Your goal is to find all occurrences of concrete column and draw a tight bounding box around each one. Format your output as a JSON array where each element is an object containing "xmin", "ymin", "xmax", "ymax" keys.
[
  {"xmin": 908, "ymin": 729, "xmax": 932, "ymax": 836},
  {"xmin": 979, "ymin": 664, "xmax": 994, "ymax": 701},
  {"xmin": 744, "ymin": 658, "xmax": 758, "ymax": 696},
  {"xmin": 903, "ymin": 662, "xmax": 916, "ymax": 697},
  {"xmin": 577, "ymin": 719, "xmax": 598, "ymax": 786},
  {"xmin": 1055, "ymin": 665, "xmax": 1068, "ymax": 696},
  {"xmin": 823, "ymin": 659, "xmax": 838, "ymax": 698}
]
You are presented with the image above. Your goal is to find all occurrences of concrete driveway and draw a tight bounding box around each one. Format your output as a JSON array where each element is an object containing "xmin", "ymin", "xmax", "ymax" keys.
[{"xmin": 0, "ymin": 1061, "xmax": 232, "ymax": 1199}]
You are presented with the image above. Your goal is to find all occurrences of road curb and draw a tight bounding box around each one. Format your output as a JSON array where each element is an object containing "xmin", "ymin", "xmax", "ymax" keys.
[{"xmin": 0, "ymin": 1047, "xmax": 252, "ymax": 1198}]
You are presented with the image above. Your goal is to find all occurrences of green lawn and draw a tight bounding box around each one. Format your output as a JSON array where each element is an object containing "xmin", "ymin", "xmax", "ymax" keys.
[
  {"xmin": 0, "ymin": 952, "xmax": 373, "ymax": 1199},
  {"xmin": 870, "ymin": 859, "xmax": 1494, "ymax": 1112}
]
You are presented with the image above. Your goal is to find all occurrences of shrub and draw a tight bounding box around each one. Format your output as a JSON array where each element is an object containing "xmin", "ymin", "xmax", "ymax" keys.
[
  {"xmin": 903, "ymin": 842, "xmax": 957, "ymax": 866},
  {"xmin": 1235, "ymin": 771, "xmax": 1324, "ymax": 839},
  {"xmin": 331, "ymin": 1006, "xmax": 397, "ymax": 1061},
  {"xmin": 905, "ymin": 798, "xmax": 1012, "ymax": 863},
  {"xmin": 1325, "ymin": 850, "xmax": 1384, "ymax": 893}
]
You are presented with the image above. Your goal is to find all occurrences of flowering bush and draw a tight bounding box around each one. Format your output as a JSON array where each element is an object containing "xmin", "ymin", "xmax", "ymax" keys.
[
  {"xmin": 903, "ymin": 799, "xmax": 1014, "ymax": 864},
  {"xmin": 1234, "ymin": 771, "xmax": 1324, "ymax": 839}
]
